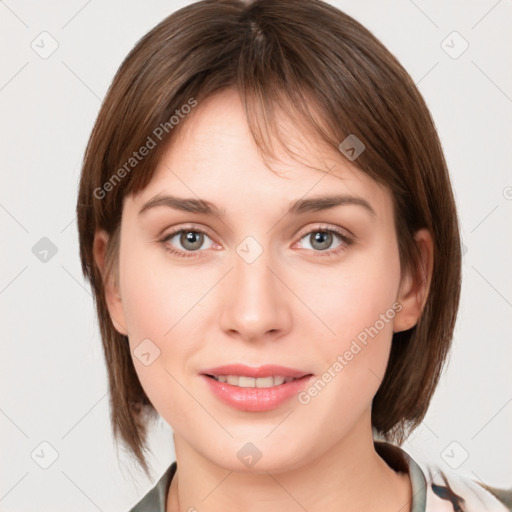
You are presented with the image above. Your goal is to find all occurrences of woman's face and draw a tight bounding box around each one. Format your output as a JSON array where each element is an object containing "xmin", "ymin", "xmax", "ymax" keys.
[{"xmin": 100, "ymin": 88, "xmax": 422, "ymax": 472}]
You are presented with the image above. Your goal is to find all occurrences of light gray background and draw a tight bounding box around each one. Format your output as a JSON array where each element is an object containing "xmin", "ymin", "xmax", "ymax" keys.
[{"xmin": 1, "ymin": 1, "xmax": 511, "ymax": 510}]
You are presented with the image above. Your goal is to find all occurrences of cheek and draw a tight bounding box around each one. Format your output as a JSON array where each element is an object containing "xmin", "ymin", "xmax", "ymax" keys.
[
  {"xmin": 312, "ymin": 245, "xmax": 401, "ymax": 344},
  {"xmin": 119, "ymin": 238, "xmax": 197, "ymax": 340},
  {"xmin": 118, "ymin": 238, "xmax": 216, "ymax": 412},
  {"xmin": 306, "ymin": 242, "xmax": 401, "ymax": 398}
]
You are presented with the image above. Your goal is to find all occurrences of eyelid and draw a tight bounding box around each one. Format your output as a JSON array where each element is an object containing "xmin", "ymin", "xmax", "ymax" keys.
[
  {"xmin": 294, "ymin": 222, "xmax": 354, "ymax": 242},
  {"xmin": 159, "ymin": 223, "xmax": 216, "ymax": 241}
]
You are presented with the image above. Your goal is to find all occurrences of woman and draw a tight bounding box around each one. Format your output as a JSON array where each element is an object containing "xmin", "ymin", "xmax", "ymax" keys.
[{"xmin": 76, "ymin": 1, "xmax": 510, "ymax": 510}]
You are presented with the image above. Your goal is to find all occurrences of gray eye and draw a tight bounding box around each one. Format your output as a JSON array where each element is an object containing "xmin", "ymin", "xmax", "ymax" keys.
[
  {"xmin": 180, "ymin": 231, "xmax": 204, "ymax": 251},
  {"xmin": 166, "ymin": 230, "xmax": 214, "ymax": 252},
  {"xmin": 299, "ymin": 231, "xmax": 342, "ymax": 251}
]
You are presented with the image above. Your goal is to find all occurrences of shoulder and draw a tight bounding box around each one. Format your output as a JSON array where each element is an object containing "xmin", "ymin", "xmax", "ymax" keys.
[
  {"xmin": 417, "ymin": 460, "xmax": 512, "ymax": 512},
  {"xmin": 128, "ymin": 462, "xmax": 177, "ymax": 512},
  {"xmin": 374, "ymin": 441, "xmax": 511, "ymax": 512}
]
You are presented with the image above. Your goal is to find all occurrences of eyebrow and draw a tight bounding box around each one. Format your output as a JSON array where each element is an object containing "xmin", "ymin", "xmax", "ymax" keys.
[{"xmin": 138, "ymin": 193, "xmax": 376, "ymax": 218}]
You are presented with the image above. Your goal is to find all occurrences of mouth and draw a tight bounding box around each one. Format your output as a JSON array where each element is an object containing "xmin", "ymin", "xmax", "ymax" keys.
[
  {"xmin": 200, "ymin": 367, "xmax": 314, "ymax": 412},
  {"xmin": 201, "ymin": 364, "xmax": 311, "ymax": 386}
]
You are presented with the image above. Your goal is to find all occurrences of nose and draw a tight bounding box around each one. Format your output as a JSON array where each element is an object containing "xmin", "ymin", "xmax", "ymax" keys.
[{"xmin": 218, "ymin": 244, "xmax": 292, "ymax": 343}]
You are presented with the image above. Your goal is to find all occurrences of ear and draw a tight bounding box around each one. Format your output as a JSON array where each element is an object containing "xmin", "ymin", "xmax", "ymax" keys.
[
  {"xmin": 393, "ymin": 228, "xmax": 434, "ymax": 333},
  {"xmin": 92, "ymin": 229, "xmax": 128, "ymax": 336}
]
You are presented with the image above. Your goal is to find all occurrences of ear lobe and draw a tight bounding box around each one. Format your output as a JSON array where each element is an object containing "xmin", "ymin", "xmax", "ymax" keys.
[
  {"xmin": 393, "ymin": 228, "xmax": 434, "ymax": 333},
  {"xmin": 92, "ymin": 229, "xmax": 128, "ymax": 336}
]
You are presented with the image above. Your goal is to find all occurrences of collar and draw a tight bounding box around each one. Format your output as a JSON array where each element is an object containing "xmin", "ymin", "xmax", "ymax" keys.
[
  {"xmin": 375, "ymin": 440, "xmax": 428, "ymax": 512},
  {"xmin": 130, "ymin": 440, "xmax": 427, "ymax": 512}
]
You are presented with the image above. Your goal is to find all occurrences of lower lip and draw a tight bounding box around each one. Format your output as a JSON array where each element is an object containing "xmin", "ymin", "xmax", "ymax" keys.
[{"xmin": 201, "ymin": 374, "xmax": 313, "ymax": 412}]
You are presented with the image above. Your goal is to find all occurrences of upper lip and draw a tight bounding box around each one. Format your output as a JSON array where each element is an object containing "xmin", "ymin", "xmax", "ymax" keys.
[{"xmin": 201, "ymin": 364, "xmax": 311, "ymax": 379}]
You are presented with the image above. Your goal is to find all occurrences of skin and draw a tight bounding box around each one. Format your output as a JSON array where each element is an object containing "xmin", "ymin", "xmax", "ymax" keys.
[{"xmin": 94, "ymin": 88, "xmax": 433, "ymax": 512}]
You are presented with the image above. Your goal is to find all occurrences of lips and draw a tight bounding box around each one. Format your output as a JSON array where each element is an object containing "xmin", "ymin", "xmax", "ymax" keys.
[
  {"xmin": 202, "ymin": 373, "xmax": 314, "ymax": 412},
  {"xmin": 200, "ymin": 364, "xmax": 314, "ymax": 412}
]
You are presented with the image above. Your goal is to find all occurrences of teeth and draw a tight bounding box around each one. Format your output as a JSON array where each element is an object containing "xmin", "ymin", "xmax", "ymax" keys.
[{"xmin": 211, "ymin": 375, "xmax": 297, "ymax": 388}]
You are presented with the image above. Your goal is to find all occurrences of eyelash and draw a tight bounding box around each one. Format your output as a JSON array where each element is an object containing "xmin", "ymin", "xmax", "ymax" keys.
[{"xmin": 159, "ymin": 224, "xmax": 355, "ymax": 260}]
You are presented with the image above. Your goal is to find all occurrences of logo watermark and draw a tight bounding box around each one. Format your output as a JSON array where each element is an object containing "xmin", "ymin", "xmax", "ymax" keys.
[{"xmin": 93, "ymin": 97, "xmax": 197, "ymax": 200}]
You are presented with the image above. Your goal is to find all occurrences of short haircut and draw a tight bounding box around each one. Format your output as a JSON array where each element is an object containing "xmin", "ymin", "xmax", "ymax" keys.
[{"xmin": 76, "ymin": 0, "xmax": 462, "ymax": 478}]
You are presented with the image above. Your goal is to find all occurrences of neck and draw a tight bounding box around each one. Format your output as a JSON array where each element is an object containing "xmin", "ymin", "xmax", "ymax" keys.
[{"xmin": 166, "ymin": 416, "xmax": 412, "ymax": 512}]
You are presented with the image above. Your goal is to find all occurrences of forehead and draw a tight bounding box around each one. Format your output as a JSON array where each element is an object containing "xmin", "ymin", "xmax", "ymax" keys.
[{"xmin": 129, "ymin": 88, "xmax": 392, "ymax": 218}]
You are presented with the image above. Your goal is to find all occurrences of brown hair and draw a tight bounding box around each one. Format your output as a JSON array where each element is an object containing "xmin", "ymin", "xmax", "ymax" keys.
[{"xmin": 76, "ymin": 0, "xmax": 461, "ymax": 479}]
